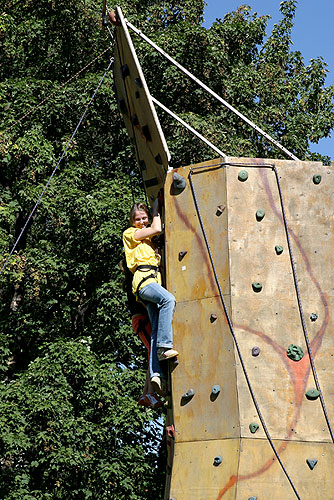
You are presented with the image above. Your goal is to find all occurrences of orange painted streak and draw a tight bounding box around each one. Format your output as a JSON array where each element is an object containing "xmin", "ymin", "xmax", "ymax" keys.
[
  {"xmin": 216, "ymin": 475, "xmax": 237, "ymax": 500},
  {"xmin": 216, "ymin": 165, "xmax": 330, "ymax": 496}
]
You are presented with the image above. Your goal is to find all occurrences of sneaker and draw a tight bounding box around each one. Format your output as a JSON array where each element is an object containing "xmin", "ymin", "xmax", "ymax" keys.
[
  {"xmin": 138, "ymin": 393, "xmax": 164, "ymax": 409},
  {"xmin": 151, "ymin": 376, "xmax": 167, "ymax": 396},
  {"xmin": 157, "ymin": 347, "xmax": 179, "ymax": 361}
]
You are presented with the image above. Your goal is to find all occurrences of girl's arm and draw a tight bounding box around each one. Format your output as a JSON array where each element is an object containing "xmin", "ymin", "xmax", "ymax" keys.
[{"xmin": 134, "ymin": 199, "xmax": 162, "ymax": 240}]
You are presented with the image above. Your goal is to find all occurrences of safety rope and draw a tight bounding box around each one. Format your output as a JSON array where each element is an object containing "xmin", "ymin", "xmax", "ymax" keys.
[
  {"xmin": 0, "ymin": 57, "xmax": 114, "ymax": 277},
  {"xmin": 218, "ymin": 161, "xmax": 334, "ymax": 443},
  {"xmin": 273, "ymin": 165, "xmax": 334, "ymax": 443},
  {"xmin": 189, "ymin": 165, "xmax": 301, "ymax": 500},
  {"xmin": 1, "ymin": 46, "xmax": 112, "ymax": 137}
]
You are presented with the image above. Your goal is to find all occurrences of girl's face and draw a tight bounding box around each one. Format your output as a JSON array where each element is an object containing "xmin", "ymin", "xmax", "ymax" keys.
[{"xmin": 134, "ymin": 210, "xmax": 149, "ymax": 229}]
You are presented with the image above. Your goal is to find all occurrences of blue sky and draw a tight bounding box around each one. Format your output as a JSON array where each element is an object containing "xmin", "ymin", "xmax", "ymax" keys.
[{"xmin": 203, "ymin": 0, "xmax": 334, "ymax": 161}]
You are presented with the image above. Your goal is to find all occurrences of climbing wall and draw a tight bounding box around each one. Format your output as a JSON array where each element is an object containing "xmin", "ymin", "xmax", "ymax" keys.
[
  {"xmin": 164, "ymin": 157, "xmax": 334, "ymax": 500},
  {"xmin": 113, "ymin": 7, "xmax": 170, "ymax": 202}
]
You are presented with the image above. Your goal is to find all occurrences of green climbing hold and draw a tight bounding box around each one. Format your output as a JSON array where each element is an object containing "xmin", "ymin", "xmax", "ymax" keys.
[
  {"xmin": 252, "ymin": 282, "xmax": 262, "ymax": 293},
  {"xmin": 238, "ymin": 170, "xmax": 248, "ymax": 182},
  {"xmin": 305, "ymin": 389, "xmax": 320, "ymax": 400},
  {"xmin": 249, "ymin": 423, "xmax": 259, "ymax": 434},
  {"xmin": 287, "ymin": 344, "xmax": 304, "ymax": 362},
  {"xmin": 313, "ymin": 174, "xmax": 322, "ymax": 185},
  {"xmin": 275, "ymin": 245, "xmax": 283, "ymax": 255},
  {"xmin": 256, "ymin": 209, "xmax": 265, "ymax": 221}
]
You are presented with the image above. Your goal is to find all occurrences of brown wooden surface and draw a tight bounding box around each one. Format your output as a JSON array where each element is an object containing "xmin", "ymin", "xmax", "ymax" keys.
[
  {"xmin": 169, "ymin": 439, "xmax": 240, "ymax": 500},
  {"xmin": 113, "ymin": 7, "xmax": 170, "ymax": 202},
  {"xmin": 164, "ymin": 157, "xmax": 334, "ymax": 499}
]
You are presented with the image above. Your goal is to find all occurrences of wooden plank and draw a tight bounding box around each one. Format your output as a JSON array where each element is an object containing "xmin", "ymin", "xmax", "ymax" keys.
[
  {"xmin": 164, "ymin": 156, "xmax": 334, "ymax": 499},
  {"xmin": 169, "ymin": 439, "xmax": 240, "ymax": 500},
  {"xmin": 113, "ymin": 7, "xmax": 170, "ymax": 202},
  {"xmin": 171, "ymin": 295, "xmax": 239, "ymax": 443},
  {"xmin": 237, "ymin": 438, "xmax": 334, "ymax": 499},
  {"xmin": 165, "ymin": 161, "xmax": 230, "ymax": 302}
]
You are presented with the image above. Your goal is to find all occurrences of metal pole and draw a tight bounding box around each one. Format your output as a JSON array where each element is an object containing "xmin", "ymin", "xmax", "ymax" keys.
[
  {"xmin": 126, "ymin": 20, "xmax": 299, "ymax": 162},
  {"xmin": 151, "ymin": 96, "xmax": 226, "ymax": 158}
]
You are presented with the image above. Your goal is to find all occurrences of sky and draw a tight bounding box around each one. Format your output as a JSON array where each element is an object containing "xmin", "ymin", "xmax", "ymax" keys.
[{"xmin": 203, "ymin": 0, "xmax": 334, "ymax": 161}]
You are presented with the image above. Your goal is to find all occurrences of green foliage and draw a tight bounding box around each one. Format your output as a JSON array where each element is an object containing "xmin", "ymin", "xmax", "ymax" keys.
[
  {"xmin": 0, "ymin": 339, "xmax": 159, "ymax": 499},
  {"xmin": 0, "ymin": 0, "xmax": 333, "ymax": 498}
]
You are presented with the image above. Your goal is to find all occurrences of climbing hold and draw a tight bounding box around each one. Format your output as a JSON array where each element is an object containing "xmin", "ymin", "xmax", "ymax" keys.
[
  {"xmin": 249, "ymin": 423, "xmax": 259, "ymax": 434},
  {"xmin": 120, "ymin": 64, "xmax": 130, "ymax": 79},
  {"xmin": 310, "ymin": 313, "xmax": 318, "ymax": 322},
  {"xmin": 216, "ymin": 204, "xmax": 225, "ymax": 216},
  {"xmin": 305, "ymin": 389, "xmax": 320, "ymax": 400},
  {"xmin": 210, "ymin": 313, "xmax": 217, "ymax": 323},
  {"xmin": 178, "ymin": 251, "xmax": 187, "ymax": 261},
  {"xmin": 139, "ymin": 159, "xmax": 146, "ymax": 171},
  {"xmin": 313, "ymin": 174, "xmax": 322, "ymax": 185},
  {"xmin": 131, "ymin": 114, "xmax": 139, "ymax": 126},
  {"xmin": 275, "ymin": 245, "xmax": 283, "ymax": 255},
  {"xmin": 134, "ymin": 77, "xmax": 143, "ymax": 88},
  {"xmin": 286, "ymin": 344, "xmax": 304, "ymax": 362},
  {"xmin": 210, "ymin": 385, "xmax": 221, "ymax": 402},
  {"xmin": 172, "ymin": 172, "xmax": 187, "ymax": 194},
  {"xmin": 213, "ymin": 456, "xmax": 223, "ymax": 467},
  {"xmin": 119, "ymin": 98, "xmax": 128, "ymax": 114},
  {"xmin": 248, "ymin": 497, "xmax": 257, "ymax": 500},
  {"xmin": 142, "ymin": 125, "xmax": 152, "ymax": 141},
  {"xmin": 252, "ymin": 282, "xmax": 262, "ymax": 293},
  {"xmin": 252, "ymin": 346, "xmax": 260, "ymax": 357},
  {"xmin": 256, "ymin": 209, "xmax": 265, "ymax": 221},
  {"xmin": 181, "ymin": 389, "xmax": 194, "ymax": 406},
  {"xmin": 155, "ymin": 153, "xmax": 163, "ymax": 165},
  {"xmin": 306, "ymin": 458, "xmax": 318, "ymax": 470},
  {"xmin": 238, "ymin": 170, "xmax": 248, "ymax": 182}
]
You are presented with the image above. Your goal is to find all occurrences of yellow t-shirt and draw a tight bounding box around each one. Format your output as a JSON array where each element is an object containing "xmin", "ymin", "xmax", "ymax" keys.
[{"xmin": 123, "ymin": 226, "xmax": 162, "ymax": 294}]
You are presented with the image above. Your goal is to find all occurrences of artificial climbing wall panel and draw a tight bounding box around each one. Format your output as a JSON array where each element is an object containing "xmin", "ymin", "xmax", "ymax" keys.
[
  {"xmin": 164, "ymin": 157, "xmax": 334, "ymax": 500},
  {"xmin": 113, "ymin": 7, "xmax": 170, "ymax": 202}
]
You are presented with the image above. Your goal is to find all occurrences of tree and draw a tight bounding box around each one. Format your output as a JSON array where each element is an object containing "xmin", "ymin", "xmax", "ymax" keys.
[{"xmin": 0, "ymin": 0, "xmax": 333, "ymax": 498}]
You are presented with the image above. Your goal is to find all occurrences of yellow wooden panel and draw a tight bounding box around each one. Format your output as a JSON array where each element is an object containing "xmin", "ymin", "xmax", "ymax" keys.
[
  {"xmin": 230, "ymin": 296, "xmax": 332, "ymax": 443},
  {"xmin": 165, "ymin": 163, "xmax": 230, "ymax": 302},
  {"xmin": 237, "ymin": 438, "xmax": 334, "ymax": 499},
  {"xmin": 170, "ymin": 439, "xmax": 240, "ymax": 500},
  {"xmin": 164, "ymin": 156, "xmax": 334, "ymax": 499},
  {"xmin": 113, "ymin": 7, "xmax": 170, "ymax": 201},
  {"xmin": 171, "ymin": 296, "xmax": 239, "ymax": 443}
]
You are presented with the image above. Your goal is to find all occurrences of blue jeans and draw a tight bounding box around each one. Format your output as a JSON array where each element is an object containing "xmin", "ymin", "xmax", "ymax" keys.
[{"xmin": 138, "ymin": 282, "xmax": 176, "ymax": 379}]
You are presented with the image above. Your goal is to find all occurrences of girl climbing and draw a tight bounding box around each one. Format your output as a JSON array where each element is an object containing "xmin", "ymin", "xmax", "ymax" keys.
[{"xmin": 123, "ymin": 199, "xmax": 178, "ymax": 395}]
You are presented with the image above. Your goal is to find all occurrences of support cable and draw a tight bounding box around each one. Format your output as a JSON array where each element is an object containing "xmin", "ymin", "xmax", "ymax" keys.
[
  {"xmin": 189, "ymin": 167, "xmax": 301, "ymax": 500},
  {"xmin": 0, "ymin": 58, "xmax": 114, "ymax": 277},
  {"xmin": 151, "ymin": 96, "xmax": 226, "ymax": 158},
  {"xmin": 126, "ymin": 20, "xmax": 299, "ymax": 162},
  {"xmin": 1, "ymin": 46, "xmax": 112, "ymax": 137}
]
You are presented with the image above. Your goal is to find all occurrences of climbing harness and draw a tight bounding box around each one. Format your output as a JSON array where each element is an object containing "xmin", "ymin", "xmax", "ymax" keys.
[
  {"xmin": 135, "ymin": 264, "xmax": 160, "ymax": 296},
  {"xmin": 0, "ymin": 57, "xmax": 114, "ymax": 277},
  {"xmin": 189, "ymin": 163, "xmax": 302, "ymax": 500}
]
